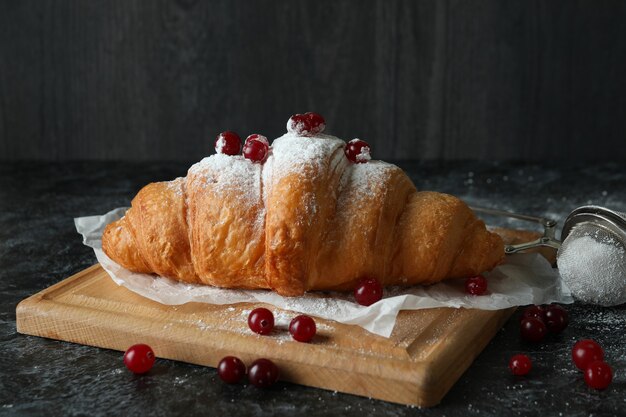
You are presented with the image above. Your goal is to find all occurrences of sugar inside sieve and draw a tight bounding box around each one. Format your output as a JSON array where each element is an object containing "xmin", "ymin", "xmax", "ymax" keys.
[
  {"xmin": 472, "ymin": 205, "xmax": 626, "ymax": 307},
  {"xmin": 557, "ymin": 206, "xmax": 626, "ymax": 306}
]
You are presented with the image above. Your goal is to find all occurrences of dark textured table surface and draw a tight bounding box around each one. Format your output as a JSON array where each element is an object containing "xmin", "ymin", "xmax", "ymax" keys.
[{"xmin": 1, "ymin": 161, "xmax": 625, "ymax": 417}]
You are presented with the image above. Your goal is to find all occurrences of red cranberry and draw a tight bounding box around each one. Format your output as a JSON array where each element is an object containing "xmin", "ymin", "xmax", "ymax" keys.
[
  {"xmin": 305, "ymin": 112, "xmax": 325, "ymax": 134},
  {"xmin": 572, "ymin": 339, "xmax": 604, "ymax": 371},
  {"xmin": 544, "ymin": 304, "xmax": 569, "ymax": 334},
  {"xmin": 215, "ymin": 131, "xmax": 242, "ymax": 155},
  {"xmin": 345, "ymin": 139, "xmax": 371, "ymax": 163},
  {"xmin": 354, "ymin": 277, "xmax": 383, "ymax": 306},
  {"xmin": 287, "ymin": 112, "xmax": 325, "ymax": 136},
  {"xmin": 509, "ymin": 354, "xmax": 532, "ymax": 376},
  {"xmin": 248, "ymin": 308, "xmax": 275, "ymax": 335},
  {"xmin": 248, "ymin": 358, "xmax": 279, "ymax": 388},
  {"xmin": 243, "ymin": 136, "xmax": 269, "ymax": 163},
  {"xmin": 584, "ymin": 360, "xmax": 613, "ymax": 390},
  {"xmin": 123, "ymin": 344, "xmax": 155, "ymax": 374},
  {"xmin": 217, "ymin": 356, "xmax": 246, "ymax": 384},
  {"xmin": 287, "ymin": 113, "xmax": 308, "ymax": 134},
  {"xmin": 465, "ymin": 275, "xmax": 488, "ymax": 295},
  {"xmin": 520, "ymin": 317, "xmax": 547, "ymax": 343},
  {"xmin": 245, "ymin": 133, "xmax": 269, "ymax": 147},
  {"xmin": 520, "ymin": 305, "xmax": 546, "ymax": 322},
  {"xmin": 289, "ymin": 315, "xmax": 316, "ymax": 343}
]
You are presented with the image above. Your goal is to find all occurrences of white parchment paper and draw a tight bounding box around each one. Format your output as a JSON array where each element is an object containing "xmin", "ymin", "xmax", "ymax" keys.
[{"xmin": 75, "ymin": 208, "xmax": 573, "ymax": 337}]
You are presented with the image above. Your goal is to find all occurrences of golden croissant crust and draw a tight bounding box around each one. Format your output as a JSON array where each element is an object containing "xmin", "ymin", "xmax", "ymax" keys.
[{"xmin": 102, "ymin": 133, "xmax": 504, "ymax": 296}]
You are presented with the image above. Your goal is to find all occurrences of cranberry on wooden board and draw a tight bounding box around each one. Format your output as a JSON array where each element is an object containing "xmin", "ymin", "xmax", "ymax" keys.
[
  {"xmin": 248, "ymin": 308, "xmax": 275, "ymax": 335},
  {"xmin": 289, "ymin": 315, "xmax": 316, "ymax": 343}
]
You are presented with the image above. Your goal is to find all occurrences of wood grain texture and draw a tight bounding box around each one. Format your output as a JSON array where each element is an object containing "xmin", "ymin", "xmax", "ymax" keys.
[
  {"xmin": 16, "ymin": 263, "xmax": 515, "ymax": 407},
  {"xmin": 1, "ymin": 1, "xmax": 625, "ymax": 161}
]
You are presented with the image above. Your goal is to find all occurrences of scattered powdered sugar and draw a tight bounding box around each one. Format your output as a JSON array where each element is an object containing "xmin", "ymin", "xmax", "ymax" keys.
[
  {"xmin": 557, "ymin": 229, "xmax": 626, "ymax": 306},
  {"xmin": 188, "ymin": 154, "xmax": 263, "ymax": 206},
  {"xmin": 187, "ymin": 133, "xmax": 397, "ymax": 227},
  {"xmin": 340, "ymin": 161, "xmax": 396, "ymax": 191},
  {"xmin": 356, "ymin": 146, "xmax": 372, "ymax": 163},
  {"xmin": 337, "ymin": 161, "xmax": 398, "ymax": 216},
  {"xmin": 165, "ymin": 177, "xmax": 184, "ymax": 197},
  {"xmin": 270, "ymin": 133, "xmax": 345, "ymax": 180}
]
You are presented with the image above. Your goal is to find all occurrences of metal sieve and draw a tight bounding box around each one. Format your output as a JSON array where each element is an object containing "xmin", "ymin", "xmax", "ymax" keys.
[{"xmin": 472, "ymin": 205, "xmax": 626, "ymax": 306}]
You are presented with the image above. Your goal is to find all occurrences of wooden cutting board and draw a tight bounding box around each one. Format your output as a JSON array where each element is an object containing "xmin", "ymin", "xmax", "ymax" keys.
[{"xmin": 16, "ymin": 229, "xmax": 554, "ymax": 407}]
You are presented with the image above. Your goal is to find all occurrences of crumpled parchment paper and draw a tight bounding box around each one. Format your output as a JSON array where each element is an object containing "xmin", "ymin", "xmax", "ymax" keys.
[{"xmin": 75, "ymin": 208, "xmax": 573, "ymax": 337}]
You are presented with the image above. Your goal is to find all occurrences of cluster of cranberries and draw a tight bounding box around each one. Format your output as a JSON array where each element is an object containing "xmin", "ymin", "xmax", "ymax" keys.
[
  {"xmin": 247, "ymin": 307, "xmax": 317, "ymax": 343},
  {"xmin": 519, "ymin": 304, "xmax": 569, "ymax": 342},
  {"xmin": 573, "ymin": 339, "xmax": 613, "ymax": 390},
  {"xmin": 214, "ymin": 131, "xmax": 270, "ymax": 163},
  {"xmin": 121, "ymin": 342, "xmax": 280, "ymax": 388},
  {"xmin": 122, "ymin": 281, "xmax": 385, "ymax": 376},
  {"xmin": 286, "ymin": 112, "xmax": 326, "ymax": 136},
  {"xmin": 507, "ymin": 305, "xmax": 613, "ymax": 390},
  {"xmin": 215, "ymin": 113, "xmax": 373, "ymax": 165},
  {"xmin": 508, "ymin": 339, "xmax": 614, "ymax": 390},
  {"xmin": 218, "ymin": 356, "xmax": 279, "ymax": 388},
  {"xmin": 212, "ymin": 307, "xmax": 320, "ymax": 388},
  {"xmin": 214, "ymin": 308, "xmax": 319, "ymax": 387}
]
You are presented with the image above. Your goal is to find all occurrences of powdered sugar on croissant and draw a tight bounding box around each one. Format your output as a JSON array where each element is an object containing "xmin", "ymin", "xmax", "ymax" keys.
[{"xmin": 102, "ymin": 131, "xmax": 504, "ymax": 296}]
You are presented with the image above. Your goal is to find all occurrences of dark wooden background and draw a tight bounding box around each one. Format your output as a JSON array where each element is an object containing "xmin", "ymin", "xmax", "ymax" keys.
[{"xmin": 1, "ymin": 1, "xmax": 625, "ymax": 161}]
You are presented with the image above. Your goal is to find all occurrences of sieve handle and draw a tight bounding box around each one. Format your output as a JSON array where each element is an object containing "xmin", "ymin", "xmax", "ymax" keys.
[{"xmin": 470, "ymin": 206, "xmax": 562, "ymax": 254}]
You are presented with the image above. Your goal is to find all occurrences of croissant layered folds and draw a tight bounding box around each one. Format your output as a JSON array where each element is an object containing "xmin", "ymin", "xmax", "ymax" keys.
[{"xmin": 102, "ymin": 133, "xmax": 504, "ymax": 296}]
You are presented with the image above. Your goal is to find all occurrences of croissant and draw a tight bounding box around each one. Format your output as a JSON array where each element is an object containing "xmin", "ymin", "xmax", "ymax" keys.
[{"xmin": 102, "ymin": 132, "xmax": 504, "ymax": 296}]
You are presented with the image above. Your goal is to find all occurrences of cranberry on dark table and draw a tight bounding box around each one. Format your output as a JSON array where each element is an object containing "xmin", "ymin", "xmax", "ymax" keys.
[
  {"xmin": 572, "ymin": 339, "xmax": 605, "ymax": 371},
  {"xmin": 248, "ymin": 358, "xmax": 279, "ymax": 388},
  {"xmin": 544, "ymin": 304, "xmax": 570, "ymax": 334},
  {"xmin": 123, "ymin": 344, "xmax": 156, "ymax": 374},
  {"xmin": 520, "ymin": 317, "xmax": 547, "ymax": 342},
  {"xmin": 217, "ymin": 356, "xmax": 246, "ymax": 384}
]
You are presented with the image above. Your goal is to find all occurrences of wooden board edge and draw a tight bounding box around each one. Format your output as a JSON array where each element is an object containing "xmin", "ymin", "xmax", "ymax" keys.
[
  {"xmin": 15, "ymin": 288, "xmax": 434, "ymax": 406},
  {"xmin": 423, "ymin": 307, "xmax": 516, "ymax": 406},
  {"xmin": 14, "ymin": 262, "xmax": 521, "ymax": 407}
]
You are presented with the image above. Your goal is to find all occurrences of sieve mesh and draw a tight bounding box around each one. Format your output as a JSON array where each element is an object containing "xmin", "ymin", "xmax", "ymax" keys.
[{"xmin": 557, "ymin": 223, "xmax": 626, "ymax": 306}]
